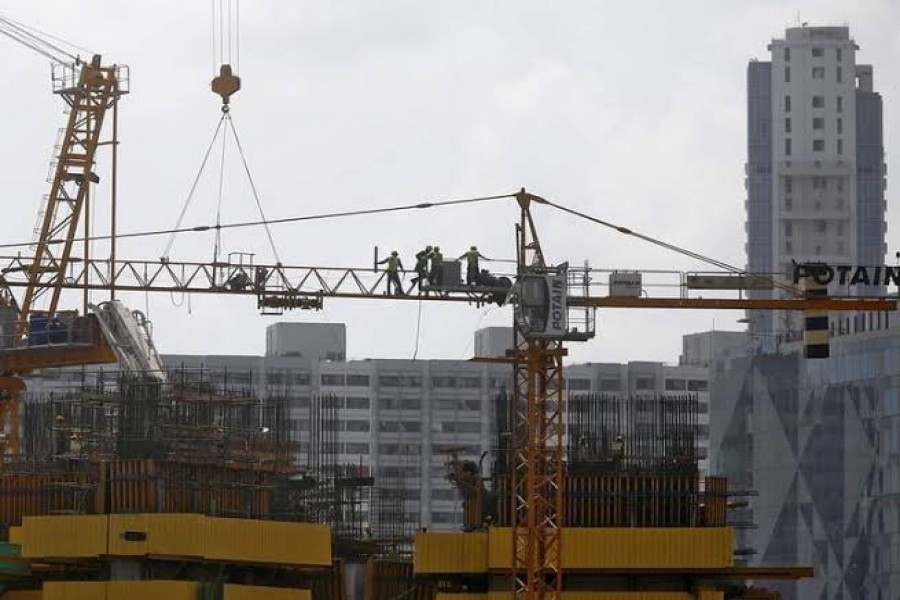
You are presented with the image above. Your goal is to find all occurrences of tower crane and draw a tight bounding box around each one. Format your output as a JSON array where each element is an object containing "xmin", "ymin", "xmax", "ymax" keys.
[
  {"xmin": 1, "ymin": 15, "xmax": 898, "ymax": 600},
  {"xmin": 0, "ymin": 16, "xmax": 129, "ymax": 454}
]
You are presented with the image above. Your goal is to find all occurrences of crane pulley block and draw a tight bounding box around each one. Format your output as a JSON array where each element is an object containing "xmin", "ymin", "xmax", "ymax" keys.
[{"xmin": 211, "ymin": 64, "xmax": 241, "ymax": 109}]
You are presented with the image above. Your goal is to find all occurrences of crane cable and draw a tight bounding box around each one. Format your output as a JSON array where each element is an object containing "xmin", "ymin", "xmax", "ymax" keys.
[
  {"xmin": 226, "ymin": 113, "xmax": 282, "ymax": 265},
  {"xmin": 211, "ymin": 0, "xmax": 238, "ymax": 74},
  {"xmin": 213, "ymin": 113, "xmax": 229, "ymax": 265},
  {"xmin": 161, "ymin": 113, "xmax": 227, "ymax": 260},
  {"xmin": 0, "ymin": 192, "xmax": 515, "ymax": 251},
  {"xmin": 543, "ymin": 200, "xmax": 805, "ymax": 297},
  {"xmin": 0, "ymin": 15, "xmax": 84, "ymax": 64}
]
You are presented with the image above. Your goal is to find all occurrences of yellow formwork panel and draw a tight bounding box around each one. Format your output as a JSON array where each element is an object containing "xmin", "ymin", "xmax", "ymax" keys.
[
  {"xmin": 8, "ymin": 526, "xmax": 23, "ymax": 545},
  {"xmin": 4, "ymin": 591, "xmax": 42, "ymax": 600},
  {"xmin": 18, "ymin": 513, "xmax": 331, "ymax": 566},
  {"xmin": 414, "ymin": 532, "xmax": 489, "ymax": 574},
  {"xmin": 107, "ymin": 580, "xmax": 199, "ymax": 600},
  {"xmin": 43, "ymin": 581, "xmax": 107, "ymax": 600},
  {"xmin": 19, "ymin": 515, "xmax": 108, "ymax": 559},
  {"xmin": 202, "ymin": 517, "xmax": 332, "ymax": 566},
  {"xmin": 486, "ymin": 528, "xmax": 733, "ymax": 571},
  {"xmin": 486, "ymin": 594, "xmax": 696, "ymax": 600},
  {"xmin": 107, "ymin": 513, "xmax": 204, "ymax": 558},
  {"xmin": 435, "ymin": 594, "xmax": 487, "ymax": 600},
  {"xmin": 224, "ymin": 583, "xmax": 313, "ymax": 600}
]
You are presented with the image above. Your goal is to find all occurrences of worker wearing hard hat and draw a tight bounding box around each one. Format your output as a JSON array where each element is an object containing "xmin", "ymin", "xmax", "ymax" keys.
[
  {"xmin": 410, "ymin": 245, "xmax": 433, "ymax": 293},
  {"xmin": 378, "ymin": 251, "xmax": 405, "ymax": 296},
  {"xmin": 429, "ymin": 246, "xmax": 444, "ymax": 287},
  {"xmin": 459, "ymin": 246, "xmax": 489, "ymax": 286}
]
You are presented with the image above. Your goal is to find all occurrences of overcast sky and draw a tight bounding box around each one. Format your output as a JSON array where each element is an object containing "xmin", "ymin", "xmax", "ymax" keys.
[{"xmin": 0, "ymin": 1, "xmax": 897, "ymax": 364}]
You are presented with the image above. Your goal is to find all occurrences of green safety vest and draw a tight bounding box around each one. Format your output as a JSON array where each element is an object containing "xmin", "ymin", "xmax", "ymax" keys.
[{"xmin": 387, "ymin": 256, "xmax": 400, "ymax": 272}]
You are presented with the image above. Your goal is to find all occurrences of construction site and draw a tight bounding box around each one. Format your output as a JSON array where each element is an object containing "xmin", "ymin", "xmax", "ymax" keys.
[{"xmin": 0, "ymin": 6, "xmax": 895, "ymax": 600}]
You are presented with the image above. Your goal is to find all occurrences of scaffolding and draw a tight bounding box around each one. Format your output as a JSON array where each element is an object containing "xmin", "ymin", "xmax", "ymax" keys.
[{"xmin": 1, "ymin": 367, "xmax": 383, "ymax": 554}]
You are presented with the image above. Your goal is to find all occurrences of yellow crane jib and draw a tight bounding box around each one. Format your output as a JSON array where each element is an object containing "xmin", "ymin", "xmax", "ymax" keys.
[{"xmin": 211, "ymin": 64, "xmax": 241, "ymax": 110}]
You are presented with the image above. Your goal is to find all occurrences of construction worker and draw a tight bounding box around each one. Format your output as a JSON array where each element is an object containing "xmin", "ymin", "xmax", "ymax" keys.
[
  {"xmin": 612, "ymin": 434, "xmax": 625, "ymax": 464},
  {"xmin": 410, "ymin": 245, "xmax": 432, "ymax": 293},
  {"xmin": 429, "ymin": 246, "xmax": 443, "ymax": 287},
  {"xmin": 459, "ymin": 246, "xmax": 489, "ymax": 285},
  {"xmin": 378, "ymin": 251, "xmax": 405, "ymax": 296}
]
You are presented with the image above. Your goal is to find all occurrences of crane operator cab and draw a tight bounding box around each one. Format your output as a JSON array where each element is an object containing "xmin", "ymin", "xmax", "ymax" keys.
[{"xmin": 512, "ymin": 263, "xmax": 595, "ymax": 342}]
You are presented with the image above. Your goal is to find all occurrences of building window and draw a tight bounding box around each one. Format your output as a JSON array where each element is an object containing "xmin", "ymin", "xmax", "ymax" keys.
[
  {"xmin": 783, "ymin": 47, "xmax": 790, "ymax": 61},
  {"xmin": 784, "ymin": 176, "xmax": 792, "ymax": 193},
  {"xmin": 836, "ymin": 66, "xmax": 842, "ymax": 83},
  {"xmin": 785, "ymin": 138, "xmax": 792, "ymax": 156},
  {"xmin": 785, "ymin": 95, "xmax": 791, "ymax": 113},
  {"xmin": 346, "ymin": 396, "xmax": 370, "ymax": 409},
  {"xmin": 378, "ymin": 375, "xmax": 422, "ymax": 388},
  {"xmin": 567, "ymin": 378, "xmax": 591, "ymax": 391},
  {"xmin": 813, "ymin": 176, "xmax": 827, "ymax": 189},
  {"xmin": 784, "ymin": 66, "xmax": 791, "ymax": 82},
  {"xmin": 458, "ymin": 377, "xmax": 482, "ymax": 389},
  {"xmin": 664, "ymin": 379, "xmax": 687, "ymax": 391},
  {"xmin": 837, "ymin": 118, "xmax": 843, "ymax": 134},
  {"xmin": 634, "ymin": 377, "xmax": 655, "ymax": 390},
  {"xmin": 816, "ymin": 220, "xmax": 827, "ymax": 234},
  {"xmin": 431, "ymin": 489, "xmax": 457, "ymax": 501},
  {"xmin": 346, "ymin": 420, "xmax": 371, "ymax": 432},
  {"xmin": 837, "ymin": 95, "xmax": 843, "ymax": 113},
  {"xmin": 815, "ymin": 245, "xmax": 822, "ymax": 256},
  {"xmin": 785, "ymin": 240, "xmax": 792, "ymax": 253},
  {"xmin": 836, "ymin": 178, "xmax": 844, "ymax": 192},
  {"xmin": 812, "ymin": 96, "xmax": 825, "ymax": 108},
  {"xmin": 599, "ymin": 379, "xmax": 621, "ymax": 392},
  {"xmin": 812, "ymin": 117, "xmax": 824, "ymax": 130},
  {"xmin": 812, "ymin": 67, "xmax": 825, "ymax": 79},
  {"xmin": 812, "ymin": 47, "xmax": 824, "ymax": 57},
  {"xmin": 813, "ymin": 139, "xmax": 825, "ymax": 152},
  {"xmin": 346, "ymin": 374, "xmax": 370, "ymax": 387},
  {"xmin": 441, "ymin": 421, "xmax": 481, "ymax": 434},
  {"xmin": 784, "ymin": 221, "xmax": 792, "ymax": 236},
  {"xmin": 431, "ymin": 376, "xmax": 455, "ymax": 388},
  {"xmin": 321, "ymin": 374, "xmax": 345, "ymax": 386},
  {"xmin": 836, "ymin": 47, "xmax": 842, "ymax": 62},
  {"xmin": 784, "ymin": 118, "xmax": 791, "ymax": 133},
  {"xmin": 784, "ymin": 197, "xmax": 792, "ymax": 211},
  {"xmin": 687, "ymin": 379, "xmax": 708, "ymax": 392},
  {"xmin": 344, "ymin": 442, "xmax": 370, "ymax": 455},
  {"xmin": 837, "ymin": 139, "xmax": 843, "ymax": 155},
  {"xmin": 836, "ymin": 222, "xmax": 844, "ymax": 236}
]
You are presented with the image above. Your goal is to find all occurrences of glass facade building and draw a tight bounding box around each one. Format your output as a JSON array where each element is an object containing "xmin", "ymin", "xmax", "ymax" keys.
[{"xmin": 711, "ymin": 321, "xmax": 900, "ymax": 600}]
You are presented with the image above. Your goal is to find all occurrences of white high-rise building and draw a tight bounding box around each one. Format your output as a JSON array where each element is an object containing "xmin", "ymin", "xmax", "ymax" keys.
[{"xmin": 746, "ymin": 25, "xmax": 886, "ymax": 342}]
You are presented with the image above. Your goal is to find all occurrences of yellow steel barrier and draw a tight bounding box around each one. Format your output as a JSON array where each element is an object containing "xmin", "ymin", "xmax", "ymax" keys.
[{"xmin": 415, "ymin": 527, "xmax": 734, "ymax": 574}]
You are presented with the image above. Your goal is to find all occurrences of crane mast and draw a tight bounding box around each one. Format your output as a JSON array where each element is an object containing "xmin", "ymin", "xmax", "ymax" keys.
[
  {"xmin": 15, "ymin": 55, "xmax": 125, "ymax": 339},
  {"xmin": 510, "ymin": 191, "xmax": 566, "ymax": 599}
]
